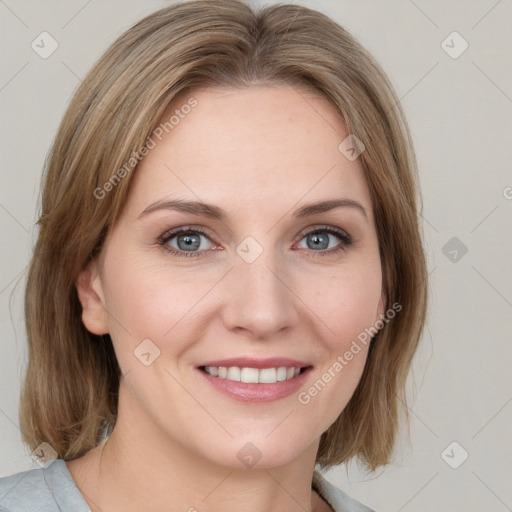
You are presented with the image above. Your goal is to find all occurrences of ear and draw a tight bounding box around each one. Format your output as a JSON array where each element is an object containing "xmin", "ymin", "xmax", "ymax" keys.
[{"xmin": 76, "ymin": 260, "xmax": 109, "ymax": 335}]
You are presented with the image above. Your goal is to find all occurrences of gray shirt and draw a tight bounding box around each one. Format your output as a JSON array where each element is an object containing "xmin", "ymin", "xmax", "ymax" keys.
[{"xmin": 0, "ymin": 459, "xmax": 375, "ymax": 511}]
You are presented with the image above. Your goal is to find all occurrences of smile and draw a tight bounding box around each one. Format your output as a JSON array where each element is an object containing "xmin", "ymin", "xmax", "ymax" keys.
[
  {"xmin": 196, "ymin": 357, "xmax": 313, "ymax": 402},
  {"xmin": 201, "ymin": 366, "xmax": 305, "ymax": 384}
]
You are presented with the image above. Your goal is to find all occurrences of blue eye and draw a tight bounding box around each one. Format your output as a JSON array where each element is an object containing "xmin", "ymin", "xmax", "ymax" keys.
[
  {"xmin": 159, "ymin": 226, "xmax": 213, "ymax": 257},
  {"xmin": 158, "ymin": 225, "xmax": 353, "ymax": 258},
  {"xmin": 296, "ymin": 227, "xmax": 353, "ymax": 257}
]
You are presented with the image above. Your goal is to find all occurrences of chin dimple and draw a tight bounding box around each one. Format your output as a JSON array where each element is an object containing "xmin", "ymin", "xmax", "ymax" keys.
[{"xmin": 202, "ymin": 366, "xmax": 302, "ymax": 384}]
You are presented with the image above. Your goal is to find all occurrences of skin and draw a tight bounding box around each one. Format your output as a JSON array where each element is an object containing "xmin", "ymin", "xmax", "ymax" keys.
[{"xmin": 69, "ymin": 85, "xmax": 385, "ymax": 512}]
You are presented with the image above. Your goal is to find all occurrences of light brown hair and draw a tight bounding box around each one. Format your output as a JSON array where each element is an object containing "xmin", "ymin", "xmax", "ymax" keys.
[{"xmin": 20, "ymin": 0, "xmax": 428, "ymax": 472}]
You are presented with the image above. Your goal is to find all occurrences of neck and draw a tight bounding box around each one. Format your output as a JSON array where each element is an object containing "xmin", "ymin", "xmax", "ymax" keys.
[{"xmin": 67, "ymin": 383, "xmax": 329, "ymax": 512}]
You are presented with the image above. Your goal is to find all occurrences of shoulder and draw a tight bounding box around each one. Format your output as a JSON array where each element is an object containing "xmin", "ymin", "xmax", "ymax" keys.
[
  {"xmin": 0, "ymin": 464, "xmax": 52, "ymax": 512},
  {"xmin": 312, "ymin": 470, "xmax": 375, "ymax": 512},
  {"xmin": 0, "ymin": 459, "xmax": 90, "ymax": 512}
]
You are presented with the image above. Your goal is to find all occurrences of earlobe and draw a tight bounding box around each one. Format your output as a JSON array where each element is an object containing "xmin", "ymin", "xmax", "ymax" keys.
[{"xmin": 76, "ymin": 262, "xmax": 109, "ymax": 335}]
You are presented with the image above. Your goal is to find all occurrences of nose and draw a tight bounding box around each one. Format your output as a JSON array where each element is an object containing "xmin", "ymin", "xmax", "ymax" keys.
[{"xmin": 220, "ymin": 249, "xmax": 300, "ymax": 340}]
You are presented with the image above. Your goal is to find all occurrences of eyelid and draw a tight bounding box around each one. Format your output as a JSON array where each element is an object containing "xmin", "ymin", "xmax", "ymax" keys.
[
  {"xmin": 158, "ymin": 225, "xmax": 217, "ymax": 251},
  {"xmin": 293, "ymin": 224, "xmax": 352, "ymax": 245},
  {"xmin": 158, "ymin": 223, "xmax": 353, "ymax": 257}
]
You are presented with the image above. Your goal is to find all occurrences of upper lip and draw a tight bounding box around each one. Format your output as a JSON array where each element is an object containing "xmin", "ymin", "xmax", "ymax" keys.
[{"xmin": 197, "ymin": 357, "xmax": 312, "ymax": 369}]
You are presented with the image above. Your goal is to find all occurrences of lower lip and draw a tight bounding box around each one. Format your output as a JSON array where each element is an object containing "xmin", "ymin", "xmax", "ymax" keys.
[{"xmin": 197, "ymin": 367, "xmax": 312, "ymax": 403}]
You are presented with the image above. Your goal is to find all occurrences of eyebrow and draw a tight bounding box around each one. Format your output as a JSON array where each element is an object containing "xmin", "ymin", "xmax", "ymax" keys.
[{"xmin": 138, "ymin": 197, "xmax": 368, "ymax": 222}]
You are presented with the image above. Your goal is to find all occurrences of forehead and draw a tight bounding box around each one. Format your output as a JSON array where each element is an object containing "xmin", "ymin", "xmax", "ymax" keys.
[{"xmin": 125, "ymin": 85, "xmax": 373, "ymax": 220}]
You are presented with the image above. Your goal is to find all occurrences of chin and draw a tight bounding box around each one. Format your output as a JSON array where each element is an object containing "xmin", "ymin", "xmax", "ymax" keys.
[{"xmin": 196, "ymin": 432, "xmax": 315, "ymax": 470}]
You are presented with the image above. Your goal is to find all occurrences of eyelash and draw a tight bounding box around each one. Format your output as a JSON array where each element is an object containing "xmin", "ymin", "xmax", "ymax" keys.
[{"xmin": 158, "ymin": 225, "xmax": 353, "ymax": 259}]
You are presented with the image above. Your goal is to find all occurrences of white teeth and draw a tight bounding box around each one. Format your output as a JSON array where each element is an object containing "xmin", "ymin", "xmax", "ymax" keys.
[
  {"xmin": 203, "ymin": 365, "xmax": 303, "ymax": 383},
  {"xmin": 227, "ymin": 367, "xmax": 241, "ymax": 381},
  {"xmin": 259, "ymin": 368, "xmax": 277, "ymax": 384},
  {"xmin": 276, "ymin": 367, "xmax": 288, "ymax": 381},
  {"xmin": 240, "ymin": 367, "xmax": 259, "ymax": 383}
]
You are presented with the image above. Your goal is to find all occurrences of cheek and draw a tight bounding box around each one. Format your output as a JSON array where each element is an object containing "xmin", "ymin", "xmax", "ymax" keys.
[
  {"xmin": 99, "ymin": 250, "xmax": 229, "ymax": 379},
  {"xmin": 309, "ymin": 263, "xmax": 383, "ymax": 348},
  {"xmin": 99, "ymin": 252, "xmax": 188, "ymax": 368},
  {"xmin": 296, "ymin": 264, "xmax": 381, "ymax": 417}
]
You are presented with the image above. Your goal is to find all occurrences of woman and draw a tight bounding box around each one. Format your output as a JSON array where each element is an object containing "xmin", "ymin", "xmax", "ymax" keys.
[{"xmin": 0, "ymin": 0, "xmax": 427, "ymax": 510}]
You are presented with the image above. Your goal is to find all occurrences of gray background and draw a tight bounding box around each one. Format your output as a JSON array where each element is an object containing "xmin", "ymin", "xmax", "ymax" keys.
[{"xmin": 1, "ymin": 1, "xmax": 511, "ymax": 510}]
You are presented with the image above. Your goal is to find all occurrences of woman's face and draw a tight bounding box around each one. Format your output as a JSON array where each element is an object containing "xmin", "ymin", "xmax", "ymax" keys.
[{"xmin": 79, "ymin": 85, "xmax": 385, "ymax": 468}]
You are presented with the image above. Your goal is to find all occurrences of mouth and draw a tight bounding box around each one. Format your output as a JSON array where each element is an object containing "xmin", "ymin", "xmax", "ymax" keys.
[
  {"xmin": 199, "ymin": 365, "xmax": 310, "ymax": 384},
  {"xmin": 195, "ymin": 358, "xmax": 313, "ymax": 402}
]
